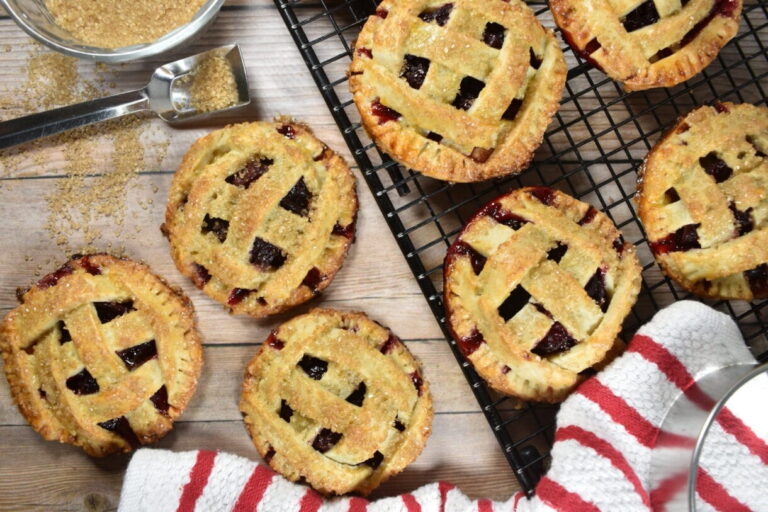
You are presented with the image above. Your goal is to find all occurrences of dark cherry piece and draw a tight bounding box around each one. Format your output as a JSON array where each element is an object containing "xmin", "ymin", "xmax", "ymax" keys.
[
  {"xmin": 393, "ymin": 418, "xmax": 406, "ymax": 432},
  {"xmin": 400, "ymin": 55, "xmax": 430, "ymax": 90},
  {"xmin": 452, "ymin": 76, "xmax": 485, "ymax": 111},
  {"xmin": 97, "ymin": 416, "xmax": 140, "ymax": 449},
  {"xmin": 332, "ymin": 221, "xmax": 355, "ymax": 240},
  {"xmin": 453, "ymin": 241, "xmax": 486, "ymax": 275},
  {"xmin": 80, "ymin": 255, "xmax": 102, "ymax": 276},
  {"xmin": 371, "ymin": 99, "xmax": 401, "ymax": 125},
  {"xmin": 410, "ymin": 371, "xmax": 424, "ymax": 396},
  {"xmin": 745, "ymin": 264, "xmax": 768, "ymax": 297},
  {"xmin": 357, "ymin": 47, "xmax": 373, "ymax": 58},
  {"xmin": 201, "ymin": 214, "xmax": 229, "ymax": 243},
  {"xmin": 578, "ymin": 206, "xmax": 598, "ymax": 225},
  {"xmin": 66, "ymin": 368, "xmax": 99, "ymax": 395},
  {"xmin": 584, "ymin": 268, "xmax": 608, "ymax": 312},
  {"xmin": 483, "ymin": 22, "xmax": 505, "ymax": 49},
  {"xmin": 58, "ymin": 321, "xmax": 72, "ymax": 344},
  {"xmin": 279, "ymin": 399, "xmax": 294, "ymax": 422},
  {"xmin": 747, "ymin": 135, "xmax": 766, "ymax": 157},
  {"xmin": 94, "ymin": 300, "xmax": 134, "ymax": 324},
  {"xmin": 227, "ymin": 288, "xmax": 252, "ymax": 306},
  {"xmin": 250, "ymin": 237, "xmax": 287, "ymax": 270},
  {"xmin": 298, "ymin": 355, "xmax": 328, "ymax": 380},
  {"xmin": 613, "ymin": 236, "xmax": 626, "ymax": 255},
  {"xmin": 301, "ymin": 267, "xmax": 326, "ymax": 293},
  {"xmin": 534, "ymin": 302, "xmax": 553, "ymax": 318},
  {"xmin": 562, "ymin": 29, "xmax": 604, "ymax": 72},
  {"xmin": 363, "ymin": 451, "xmax": 384, "ymax": 469},
  {"xmin": 277, "ymin": 124, "xmax": 296, "ymax": 139},
  {"xmin": 426, "ymin": 132, "xmax": 443, "ymax": 142},
  {"xmin": 264, "ymin": 446, "xmax": 276, "ymax": 463},
  {"xmin": 665, "ymin": 188, "xmax": 681, "ymax": 203},
  {"xmin": 191, "ymin": 263, "xmax": 212, "ymax": 288},
  {"xmin": 346, "ymin": 382, "xmax": 367, "ymax": 407},
  {"xmin": 729, "ymin": 202, "xmax": 754, "ymax": 236},
  {"xmin": 375, "ymin": 8, "xmax": 388, "ymax": 18},
  {"xmin": 649, "ymin": 224, "xmax": 701, "ymax": 255},
  {"xmin": 502, "ymin": 98, "xmax": 523, "ymax": 121},
  {"xmin": 502, "ymin": 365, "xmax": 511, "ymax": 374},
  {"xmin": 280, "ymin": 177, "xmax": 312, "ymax": 217},
  {"xmin": 22, "ymin": 336, "xmax": 41, "ymax": 355},
  {"xmin": 532, "ymin": 322, "xmax": 577, "ymax": 356},
  {"xmin": 714, "ymin": 101, "xmax": 730, "ymax": 114},
  {"xmin": 37, "ymin": 264, "xmax": 73, "ymax": 289},
  {"xmin": 116, "ymin": 340, "xmax": 158, "ymax": 371},
  {"xmin": 456, "ymin": 328, "xmax": 485, "ymax": 357},
  {"xmin": 482, "ymin": 202, "xmax": 528, "ymax": 230},
  {"xmin": 150, "ymin": 385, "xmax": 170, "ymax": 416},
  {"xmin": 380, "ymin": 333, "xmax": 400, "ymax": 354},
  {"xmin": 529, "ymin": 47, "xmax": 542, "ymax": 69},
  {"xmin": 529, "ymin": 187, "xmax": 557, "ymax": 206},
  {"xmin": 498, "ymin": 285, "xmax": 531, "ymax": 322},
  {"xmin": 622, "ymin": 0, "xmax": 660, "ymax": 32},
  {"xmin": 226, "ymin": 158, "xmax": 273, "ymax": 189},
  {"xmin": 547, "ymin": 242, "xmax": 568, "ymax": 264},
  {"xmin": 699, "ymin": 152, "xmax": 733, "ymax": 183},
  {"xmin": 311, "ymin": 428, "xmax": 342, "ymax": 453},
  {"xmin": 266, "ymin": 331, "xmax": 285, "ymax": 350},
  {"xmin": 38, "ymin": 388, "xmax": 47, "ymax": 399},
  {"xmin": 470, "ymin": 147, "xmax": 493, "ymax": 163},
  {"xmin": 418, "ymin": 3, "xmax": 453, "ymax": 26}
]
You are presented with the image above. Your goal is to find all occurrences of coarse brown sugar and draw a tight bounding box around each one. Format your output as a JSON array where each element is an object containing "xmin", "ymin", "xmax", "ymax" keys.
[
  {"xmin": 45, "ymin": 0, "xmax": 208, "ymax": 49},
  {"xmin": 183, "ymin": 53, "xmax": 240, "ymax": 113}
]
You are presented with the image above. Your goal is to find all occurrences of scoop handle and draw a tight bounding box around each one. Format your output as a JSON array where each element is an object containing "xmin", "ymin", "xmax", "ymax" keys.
[{"xmin": 0, "ymin": 88, "xmax": 150, "ymax": 150}]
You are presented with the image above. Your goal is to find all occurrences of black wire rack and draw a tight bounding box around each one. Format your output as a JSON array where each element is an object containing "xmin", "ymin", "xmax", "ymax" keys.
[{"xmin": 274, "ymin": 0, "xmax": 768, "ymax": 496}]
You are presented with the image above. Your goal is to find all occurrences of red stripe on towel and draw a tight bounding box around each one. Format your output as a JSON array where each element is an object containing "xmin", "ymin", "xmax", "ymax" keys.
[
  {"xmin": 232, "ymin": 465, "xmax": 274, "ymax": 512},
  {"xmin": 176, "ymin": 450, "xmax": 216, "ymax": 512},
  {"xmin": 402, "ymin": 493, "xmax": 421, "ymax": 512},
  {"xmin": 299, "ymin": 488, "xmax": 324, "ymax": 512},
  {"xmin": 537, "ymin": 477, "xmax": 600, "ymax": 511},
  {"xmin": 696, "ymin": 468, "xmax": 751, "ymax": 512}
]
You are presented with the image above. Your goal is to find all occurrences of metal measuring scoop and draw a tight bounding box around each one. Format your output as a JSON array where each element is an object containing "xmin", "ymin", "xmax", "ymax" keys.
[{"xmin": 0, "ymin": 44, "xmax": 250, "ymax": 150}]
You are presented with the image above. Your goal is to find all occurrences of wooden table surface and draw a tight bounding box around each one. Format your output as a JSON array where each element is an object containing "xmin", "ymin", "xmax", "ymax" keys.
[{"xmin": 0, "ymin": 1, "xmax": 521, "ymax": 510}]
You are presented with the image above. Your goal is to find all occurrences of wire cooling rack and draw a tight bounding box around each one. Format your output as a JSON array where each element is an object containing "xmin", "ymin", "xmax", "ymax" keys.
[{"xmin": 274, "ymin": 0, "xmax": 768, "ymax": 495}]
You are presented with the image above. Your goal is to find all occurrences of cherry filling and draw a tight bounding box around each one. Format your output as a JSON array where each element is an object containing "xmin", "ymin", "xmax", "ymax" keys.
[
  {"xmin": 393, "ymin": 418, "xmax": 406, "ymax": 432},
  {"xmin": 116, "ymin": 340, "xmax": 157, "ymax": 371},
  {"xmin": 66, "ymin": 368, "xmax": 99, "ymax": 395},
  {"xmin": 584, "ymin": 268, "xmax": 608, "ymax": 312},
  {"xmin": 38, "ymin": 388, "xmax": 47, "ymax": 399},
  {"xmin": 301, "ymin": 267, "xmax": 326, "ymax": 293},
  {"xmin": 375, "ymin": 8, "xmax": 388, "ymax": 18},
  {"xmin": 578, "ymin": 206, "xmax": 598, "ymax": 225},
  {"xmin": 266, "ymin": 331, "xmax": 285, "ymax": 350},
  {"xmin": 410, "ymin": 371, "xmax": 424, "ymax": 396},
  {"xmin": 356, "ymin": 47, "xmax": 373, "ymax": 58},
  {"xmin": 363, "ymin": 451, "xmax": 384, "ymax": 469},
  {"xmin": 227, "ymin": 288, "xmax": 252, "ymax": 306},
  {"xmin": 312, "ymin": 428, "xmax": 342, "ymax": 453},
  {"xmin": 457, "ymin": 328, "xmax": 485, "ymax": 356},
  {"xmin": 150, "ymin": 385, "xmax": 170, "ymax": 416},
  {"xmin": 280, "ymin": 177, "xmax": 312, "ymax": 217},
  {"xmin": 699, "ymin": 152, "xmax": 732, "ymax": 183},
  {"xmin": 277, "ymin": 124, "xmax": 296, "ymax": 139},
  {"xmin": 498, "ymin": 285, "xmax": 531, "ymax": 322},
  {"xmin": 529, "ymin": 48, "xmax": 542, "ymax": 69},
  {"xmin": 482, "ymin": 202, "xmax": 529, "ymax": 230},
  {"xmin": 426, "ymin": 132, "xmax": 443, "ymax": 142},
  {"xmin": 94, "ymin": 300, "xmax": 135, "ymax": 324},
  {"xmin": 532, "ymin": 322, "xmax": 576, "ymax": 356},
  {"xmin": 380, "ymin": 333, "xmax": 400, "ymax": 354},
  {"xmin": 97, "ymin": 416, "xmax": 140, "ymax": 449},
  {"xmin": 502, "ymin": 98, "xmax": 523, "ymax": 121},
  {"xmin": 622, "ymin": 0, "xmax": 660, "ymax": 32},
  {"xmin": 547, "ymin": 242, "xmax": 568, "ymax": 264},
  {"xmin": 37, "ymin": 263, "xmax": 73, "ymax": 289},
  {"xmin": 400, "ymin": 55, "xmax": 430, "ymax": 89},
  {"xmin": 650, "ymin": 224, "xmax": 701, "ymax": 255},
  {"xmin": 747, "ymin": 135, "xmax": 767, "ymax": 157},
  {"xmin": 332, "ymin": 221, "xmax": 355, "ymax": 240},
  {"xmin": 483, "ymin": 22, "xmax": 506, "ymax": 49},
  {"xmin": 664, "ymin": 187, "xmax": 681, "ymax": 204},
  {"xmin": 58, "ymin": 321, "xmax": 72, "ymax": 344},
  {"xmin": 502, "ymin": 365, "xmax": 511, "ymax": 374},
  {"xmin": 226, "ymin": 157, "xmax": 273, "ymax": 189},
  {"xmin": 613, "ymin": 235, "xmax": 626, "ymax": 255},
  {"xmin": 534, "ymin": 303, "xmax": 553, "ymax": 318},
  {"xmin": 452, "ymin": 76, "xmax": 485, "ymax": 111},
  {"xmin": 264, "ymin": 446, "xmax": 276, "ymax": 463},
  {"xmin": 371, "ymin": 99, "xmax": 401, "ymax": 124},
  {"xmin": 470, "ymin": 147, "xmax": 493, "ymax": 163},
  {"xmin": 191, "ymin": 263, "xmax": 212, "ymax": 288},
  {"xmin": 418, "ymin": 3, "xmax": 453, "ymax": 26},
  {"xmin": 298, "ymin": 355, "xmax": 328, "ymax": 380},
  {"xmin": 250, "ymin": 237, "xmax": 287, "ymax": 270},
  {"xmin": 201, "ymin": 214, "xmax": 229, "ymax": 243},
  {"xmin": 453, "ymin": 241, "xmax": 487, "ymax": 275},
  {"xmin": 563, "ymin": 31, "xmax": 604, "ymax": 72},
  {"xmin": 529, "ymin": 187, "xmax": 557, "ymax": 206},
  {"xmin": 745, "ymin": 264, "xmax": 768, "ymax": 297},
  {"xmin": 80, "ymin": 255, "xmax": 101, "ymax": 276},
  {"xmin": 729, "ymin": 202, "xmax": 754, "ymax": 236},
  {"xmin": 346, "ymin": 382, "xmax": 367, "ymax": 407},
  {"xmin": 279, "ymin": 399, "xmax": 293, "ymax": 422}
]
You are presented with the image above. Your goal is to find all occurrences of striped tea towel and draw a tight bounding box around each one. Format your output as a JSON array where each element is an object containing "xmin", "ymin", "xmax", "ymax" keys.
[{"xmin": 118, "ymin": 301, "xmax": 768, "ymax": 511}]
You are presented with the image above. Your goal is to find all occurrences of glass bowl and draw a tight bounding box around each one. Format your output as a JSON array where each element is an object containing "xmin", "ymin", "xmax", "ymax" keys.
[{"xmin": 0, "ymin": 0, "xmax": 225, "ymax": 62}]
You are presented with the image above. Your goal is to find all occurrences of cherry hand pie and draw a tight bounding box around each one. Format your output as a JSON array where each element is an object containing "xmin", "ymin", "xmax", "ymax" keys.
[
  {"xmin": 240, "ymin": 308, "xmax": 433, "ymax": 495},
  {"xmin": 551, "ymin": 0, "xmax": 742, "ymax": 91},
  {"xmin": 163, "ymin": 119, "xmax": 358, "ymax": 318},
  {"xmin": 638, "ymin": 102, "xmax": 768, "ymax": 300},
  {"xmin": 444, "ymin": 187, "xmax": 641, "ymax": 402},
  {"xmin": 349, "ymin": 0, "xmax": 566, "ymax": 183},
  {"xmin": 0, "ymin": 254, "xmax": 202, "ymax": 456}
]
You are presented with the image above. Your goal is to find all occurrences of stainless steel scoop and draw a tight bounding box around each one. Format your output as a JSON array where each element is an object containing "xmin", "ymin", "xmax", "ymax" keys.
[{"xmin": 0, "ymin": 44, "xmax": 250, "ymax": 150}]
